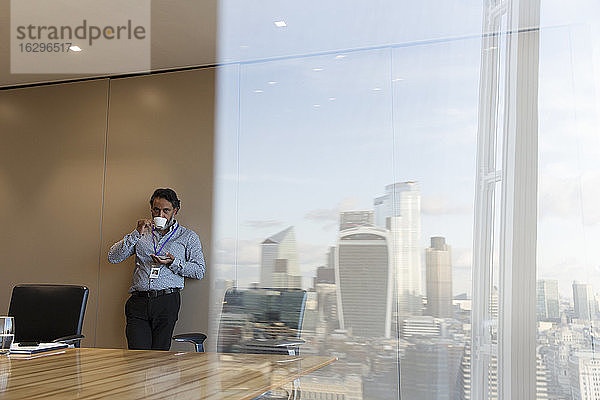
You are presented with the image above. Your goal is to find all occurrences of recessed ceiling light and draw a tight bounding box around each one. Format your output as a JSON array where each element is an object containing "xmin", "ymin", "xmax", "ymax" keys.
[
  {"xmin": 392, "ymin": 78, "xmax": 404, "ymax": 82},
  {"xmin": 313, "ymin": 104, "xmax": 321, "ymax": 108},
  {"xmin": 70, "ymin": 45, "xmax": 82, "ymax": 52},
  {"xmin": 253, "ymin": 89, "xmax": 264, "ymax": 93},
  {"xmin": 274, "ymin": 21, "xmax": 287, "ymax": 27},
  {"xmin": 335, "ymin": 55, "xmax": 346, "ymax": 59},
  {"xmin": 312, "ymin": 67, "xmax": 324, "ymax": 72},
  {"xmin": 328, "ymin": 97, "xmax": 336, "ymax": 101},
  {"xmin": 268, "ymin": 81, "xmax": 277, "ymax": 85},
  {"xmin": 372, "ymin": 87, "xmax": 382, "ymax": 91}
]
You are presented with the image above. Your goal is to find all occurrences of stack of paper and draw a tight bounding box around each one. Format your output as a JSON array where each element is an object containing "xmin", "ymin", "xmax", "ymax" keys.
[{"xmin": 9, "ymin": 342, "xmax": 69, "ymax": 356}]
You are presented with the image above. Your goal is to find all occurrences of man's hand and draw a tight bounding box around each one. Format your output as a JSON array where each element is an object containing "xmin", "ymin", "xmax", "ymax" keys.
[
  {"xmin": 136, "ymin": 219, "xmax": 152, "ymax": 235},
  {"xmin": 151, "ymin": 252, "xmax": 175, "ymax": 265}
]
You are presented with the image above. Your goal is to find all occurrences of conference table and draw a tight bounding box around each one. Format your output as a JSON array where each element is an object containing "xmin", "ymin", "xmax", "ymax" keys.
[{"xmin": 0, "ymin": 347, "xmax": 336, "ymax": 399}]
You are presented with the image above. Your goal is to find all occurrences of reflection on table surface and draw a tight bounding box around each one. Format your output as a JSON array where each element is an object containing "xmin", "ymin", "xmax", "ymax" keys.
[{"xmin": 0, "ymin": 347, "xmax": 336, "ymax": 399}]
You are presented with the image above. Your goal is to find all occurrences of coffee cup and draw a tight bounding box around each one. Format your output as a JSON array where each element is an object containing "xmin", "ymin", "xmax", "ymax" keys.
[{"xmin": 153, "ymin": 216, "xmax": 167, "ymax": 230}]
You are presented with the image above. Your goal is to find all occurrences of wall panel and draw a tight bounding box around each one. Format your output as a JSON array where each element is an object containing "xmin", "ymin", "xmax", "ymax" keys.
[
  {"xmin": 0, "ymin": 80, "xmax": 110, "ymax": 347},
  {"xmin": 97, "ymin": 69, "xmax": 214, "ymax": 348}
]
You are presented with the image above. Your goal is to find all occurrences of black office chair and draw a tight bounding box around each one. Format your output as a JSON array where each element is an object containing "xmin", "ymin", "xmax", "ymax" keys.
[
  {"xmin": 174, "ymin": 288, "xmax": 307, "ymax": 355},
  {"xmin": 8, "ymin": 284, "xmax": 89, "ymax": 347},
  {"xmin": 173, "ymin": 288, "xmax": 307, "ymax": 400}
]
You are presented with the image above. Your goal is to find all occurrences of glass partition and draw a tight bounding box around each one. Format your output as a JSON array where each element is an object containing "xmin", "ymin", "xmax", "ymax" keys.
[
  {"xmin": 536, "ymin": 1, "xmax": 600, "ymax": 398},
  {"xmin": 213, "ymin": 1, "xmax": 486, "ymax": 398}
]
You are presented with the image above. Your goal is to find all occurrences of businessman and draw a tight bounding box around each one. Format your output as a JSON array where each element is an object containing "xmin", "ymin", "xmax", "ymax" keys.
[{"xmin": 108, "ymin": 188, "xmax": 205, "ymax": 350}]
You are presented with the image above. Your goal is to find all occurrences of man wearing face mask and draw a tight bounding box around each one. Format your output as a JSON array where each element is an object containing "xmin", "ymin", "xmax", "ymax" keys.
[{"xmin": 108, "ymin": 188, "xmax": 205, "ymax": 351}]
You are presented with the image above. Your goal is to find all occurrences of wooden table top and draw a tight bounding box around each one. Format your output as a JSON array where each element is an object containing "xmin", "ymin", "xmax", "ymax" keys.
[{"xmin": 0, "ymin": 348, "xmax": 336, "ymax": 399}]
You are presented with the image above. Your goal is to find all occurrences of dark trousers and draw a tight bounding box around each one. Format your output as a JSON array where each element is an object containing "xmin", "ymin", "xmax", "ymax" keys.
[{"xmin": 125, "ymin": 291, "xmax": 180, "ymax": 350}]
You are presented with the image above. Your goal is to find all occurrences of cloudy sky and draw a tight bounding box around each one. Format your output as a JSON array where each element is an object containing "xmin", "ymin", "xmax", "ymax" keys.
[{"xmin": 210, "ymin": 0, "xmax": 600, "ymax": 299}]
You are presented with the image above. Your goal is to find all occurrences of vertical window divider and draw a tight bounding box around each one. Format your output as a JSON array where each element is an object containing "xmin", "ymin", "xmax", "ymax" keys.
[
  {"xmin": 472, "ymin": 0, "xmax": 505, "ymax": 398},
  {"xmin": 497, "ymin": 0, "xmax": 540, "ymax": 398}
]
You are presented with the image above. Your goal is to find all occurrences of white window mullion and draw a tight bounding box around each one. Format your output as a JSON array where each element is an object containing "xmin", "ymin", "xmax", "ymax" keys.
[
  {"xmin": 498, "ymin": 0, "xmax": 540, "ymax": 398},
  {"xmin": 472, "ymin": 1, "xmax": 505, "ymax": 398}
]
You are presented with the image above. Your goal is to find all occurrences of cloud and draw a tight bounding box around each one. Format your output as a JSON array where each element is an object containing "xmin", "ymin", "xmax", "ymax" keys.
[
  {"xmin": 304, "ymin": 197, "xmax": 361, "ymax": 223},
  {"xmin": 213, "ymin": 237, "xmax": 331, "ymax": 289},
  {"xmin": 242, "ymin": 219, "xmax": 284, "ymax": 229},
  {"xmin": 217, "ymin": 173, "xmax": 317, "ymax": 185},
  {"xmin": 421, "ymin": 195, "xmax": 471, "ymax": 215},
  {"xmin": 452, "ymin": 267, "xmax": 472, "ymax": 297},
  {"xmin": 539, "ymin": 169, "xmax": 600, "ymax": 225},
  {"xmin": 437, "ymin": 106, "xmax": 474, "ymax": 123},
  {"xmin": 338, "ymin": 197, "xmax": 360, "ymax": 211},
  {"xmin": 214, "ymin": 237, "xmax": 261, "ymax": 265},
  {"xmin": 298, "ymin": 242, "xmax": 329, "ymax": 267},
  {"xmin": 453, "ymin": 247, "xmax": 472, "ymax": 268},
  {"xmin": 538, "ymin": 257, "xmax": 596, "ymax": 297},
  {"xmin": 304, "ymin": 208, "xmax": 338, "ymax": 222}
]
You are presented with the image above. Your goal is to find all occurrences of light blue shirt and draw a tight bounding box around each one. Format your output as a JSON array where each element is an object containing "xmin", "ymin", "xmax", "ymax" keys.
[{"xmin": 108, "ymin": 220, "xmax": 205, "ymax": 293}]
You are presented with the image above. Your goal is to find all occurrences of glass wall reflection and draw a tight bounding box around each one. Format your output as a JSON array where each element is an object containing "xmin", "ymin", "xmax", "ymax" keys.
[
  {"xmin": 536, "ymin": 1, "xmax": 600, "ymax": 397},
  {"xmin": 213, "ymin": 1, "xmax": 484, "ymax": 399}
]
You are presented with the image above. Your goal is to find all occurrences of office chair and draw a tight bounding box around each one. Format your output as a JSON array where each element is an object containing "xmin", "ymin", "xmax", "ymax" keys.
[
  {"xmin": 174, "ymin": 288, "xmax": 307, "ymax": 355},
  {"xmin": 8, "ymin": 284, "xmax": 89, "ymax": 347},
  {"xmin": 173, "ymin": 288, "xmax": 308, "ymax": 400}
]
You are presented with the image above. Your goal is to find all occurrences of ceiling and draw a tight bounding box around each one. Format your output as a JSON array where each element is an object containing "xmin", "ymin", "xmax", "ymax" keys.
[
  {"xmin": 0, "ymin": 0, "xmax": 489, "ymax": 89},
  {"xmin": 0, "ymin": 0, "xmax": 218, "ymax": 88}
]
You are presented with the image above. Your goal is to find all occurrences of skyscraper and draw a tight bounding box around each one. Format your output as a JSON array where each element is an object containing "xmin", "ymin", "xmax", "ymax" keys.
[
  {"xmin": 335, "ymin": 226, "xmax": 393, "ymax": 338},
  {"xmin": 457, "ymin": 341, "xmax": 550, "ymax": 400},
  {"xmin": 536, "ymin": 279, "xmax": 560, "ymax": 321},
  {"xmin": 260, "ymin": 226, "xmax": 302, "ymax": 288},
  {"xmin": 569, "ymin": 351, "xmax": 600, "ymax": 400},
  {"xmin": 315, "ymin": 266, "xmax": 335, "ymax": 284},
  {"xmin": 401, "ymin": 341, "xmax": 464, "ymax": 400},
  {"xmin": 572, "ymin": 281, "xmax": 595, "ymax": 321},
  {"xmin": 425, "ymin": 236, "xmax": 453, "ymax": 318},
  {"xmin": 374, "ymin": 181, "xmax": 423, "ymax": 318},
  {"xmin": 339, "ymin": 210, "xmax": 374, "ymax": 231},
  {"xmin": 326, "ymin": 246, "xmax": 336, "ymax": 270}
]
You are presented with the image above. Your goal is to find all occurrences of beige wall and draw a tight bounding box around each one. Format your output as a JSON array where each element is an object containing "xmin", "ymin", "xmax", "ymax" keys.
[
  {"xmin": 0, "ymin": 80, "xmax": 109, "ymax": 347},
  {"xmin": 98, "ymin": 69, "xmax": 214, "ymax": 348},
  {"xmin": 0, "ymin": 68, "xmax": 215, "ymax": 349}
]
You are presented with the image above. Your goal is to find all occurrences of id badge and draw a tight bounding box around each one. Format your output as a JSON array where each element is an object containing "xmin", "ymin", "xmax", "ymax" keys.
[{"xmin": 150, "ymin": 267, "xmax": 161, "ymax": 279}]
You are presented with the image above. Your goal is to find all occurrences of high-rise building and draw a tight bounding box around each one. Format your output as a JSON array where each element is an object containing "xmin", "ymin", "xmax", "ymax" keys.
[
  {"xmin": 572, "ymin": 282, "xmax": 594, "ymax": 321},
  {"xmin": 457, "ymin": 342, "xmax": 550, "ymax": 400},
  {"xmin": 326, "ymin": 246, "xmax": 336, "ymax": 270},
  {"xmin": 425, "ymin": 236, "xmax": 453, "ymax": 318},
  {"xmin": 340, "ymin": 210, "xmax": 374, "ymax": 231},
  {"xmin": 316, "ymin": 266, "xmax": 335, "ymax": 284},
  {"xmin": 401, "ymin": 341, "xmax": 465, "ymax": 400},
  {"xmin": 374, "ymin": 181, "xmax": 423, "ymax": 318},
  {"xmin": 260, "ymin": 226, "xmax": 302, "ymax": 288},
  {"xmin": 568, "ymin": 351, "xmax": 600, "ymax": 400},
  {"xmin": 536, "ymin": 279, "xmax": 560, "ymax": 321},
  {"xmin": 490, "ymin": 286, "xmax": 499, "ymax": 319},
  {"xmin": 302, "ymin": 291, "xmax": 319, "ymax": 333},
  {"xmin": 401, "ymin": 316, "xmax": 441, "ymax": 339},
  {"xmin": 335, "ymin": 226, "xmax": 394, "ymax": 338},
  {"xmin": 315, "ymin": 282, "xmax": 339, "ymax": 334}
]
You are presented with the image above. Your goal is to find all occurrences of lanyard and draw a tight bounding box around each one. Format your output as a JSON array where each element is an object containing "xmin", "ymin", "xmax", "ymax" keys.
[{"xmin": 152, "ymin": 222, "xmax": 179, "ymax": 255}]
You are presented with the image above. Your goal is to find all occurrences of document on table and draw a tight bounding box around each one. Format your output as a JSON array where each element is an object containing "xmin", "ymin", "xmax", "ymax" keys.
[{"xmin": 9, "ymin": 342, "xmax": 69, "ymax": 355}]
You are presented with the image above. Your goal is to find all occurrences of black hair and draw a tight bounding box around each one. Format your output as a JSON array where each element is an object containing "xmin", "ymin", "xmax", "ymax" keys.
[{"xmin": 150, "ymin": 188, "xmax": 181, "ymax": 210}]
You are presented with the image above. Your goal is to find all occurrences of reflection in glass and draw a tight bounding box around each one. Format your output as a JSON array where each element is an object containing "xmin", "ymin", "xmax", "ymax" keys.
[{"xmin": 213, "ymin": 2, "xmax": 487, "ymax": 398}]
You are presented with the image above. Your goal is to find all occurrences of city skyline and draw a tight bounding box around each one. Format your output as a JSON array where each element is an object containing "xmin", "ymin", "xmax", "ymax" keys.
[
  {"xmin": 215, "ymin": 178, "xmax": 474, "ymax": 296},
  {"xmin": 209, "ymin": 1, "xmax": 600, "ymax": 397},
  {"xmin": 212, "ymin": 8, "xmax": 600, "ymax": 300}
]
